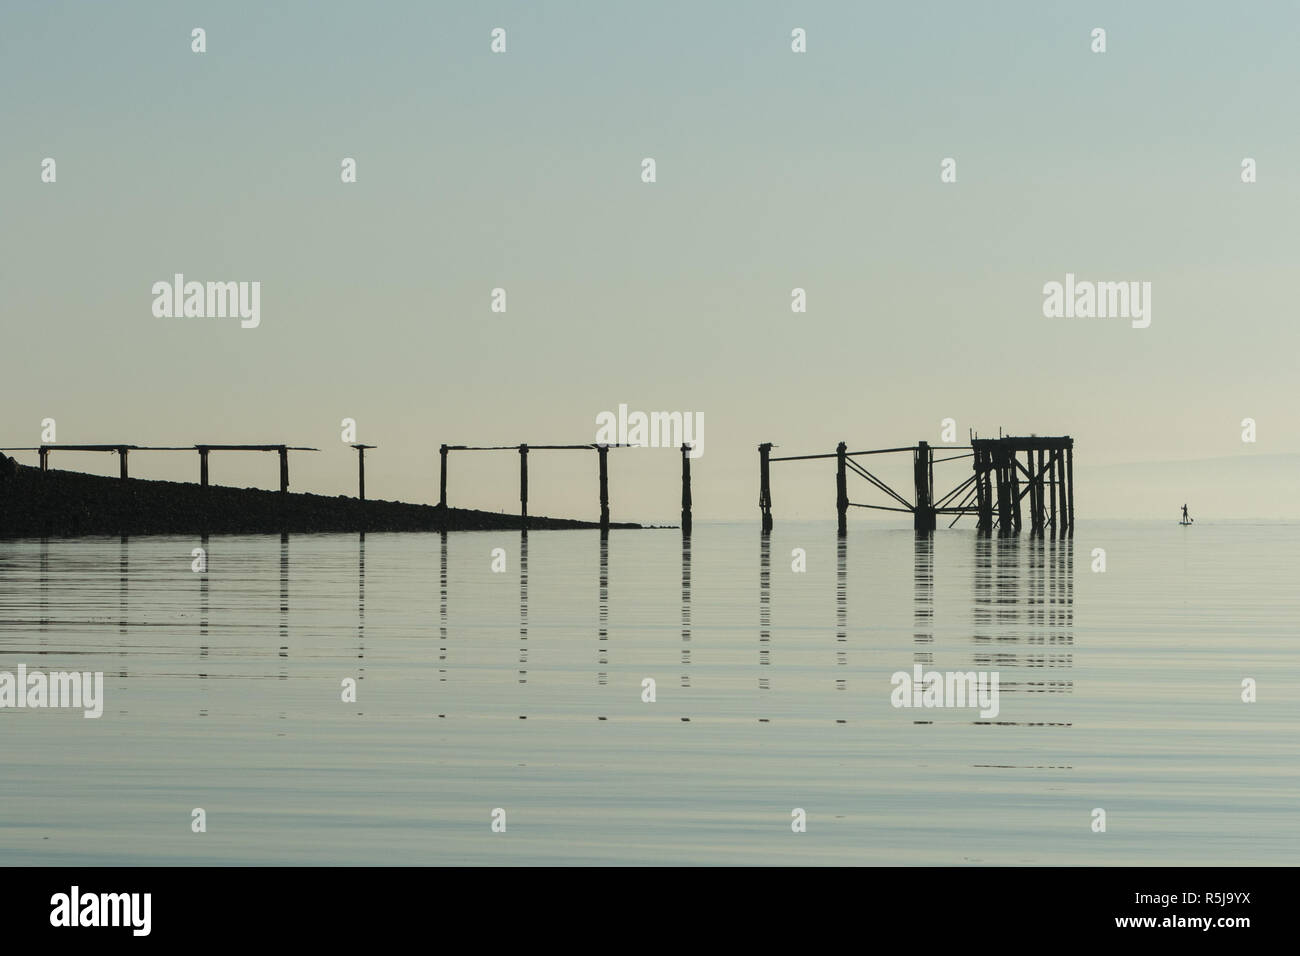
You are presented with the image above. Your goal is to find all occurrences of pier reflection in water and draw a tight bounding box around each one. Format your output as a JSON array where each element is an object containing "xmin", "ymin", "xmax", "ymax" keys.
[
  {"xmin": 679, "ymin": 536, "xmax": 690, "ymax": 692},
  {"xmin": 0, "ymin": 521, "xmax": 1292, "ymax": 865},
  {"xmin": 596, "ymin": 533, "xmax": 608, "ymax": 687}
]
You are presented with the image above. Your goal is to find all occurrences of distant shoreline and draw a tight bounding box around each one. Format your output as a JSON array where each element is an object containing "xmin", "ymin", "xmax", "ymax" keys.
[{"xmin": 0, "ymin": 456, "xmax": 642, "ymax": 537}]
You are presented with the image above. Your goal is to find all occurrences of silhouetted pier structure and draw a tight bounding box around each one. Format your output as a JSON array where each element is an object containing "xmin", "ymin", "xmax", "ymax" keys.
[
  {"xmin": 1, "ymin": 443, "xmax": 320, "ymax": 492},
  {"xmin": 970, "ymin": 436, "xmax": 1074, "ymax": 537},
  {"xmin": 439, "ymin": 441, "xmax": 696, "ymax": 534},
  {"xmin": 759, "ymin": 434, "xmax": 1074, "ymax": 536}
]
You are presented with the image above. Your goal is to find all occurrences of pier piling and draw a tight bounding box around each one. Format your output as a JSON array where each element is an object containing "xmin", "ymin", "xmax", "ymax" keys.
[
  {"xmin": 439, "ymin": 444, "xmax": 448, "ymax": 511},
  {"xmin": 913, "ymin": 441, "xmax": 936, "ymax": 531},
  {"xmin": 598, "ymin": 444, "xmax": 610, "ymax": 534},
  {"xmin": 1049, "ymin": 449, "xmax": 1057, "ymax": 535},
  {"xmin": 1031, "ymin": 449, "xmax": 1043, "ymax": 534},
  {"xmin": 836, "ymin": 441, "xmax": 848, "ymax": 536},
  {"xmin": 1010, "ymin": 451, "xmax": 1022, "ymax": 533},
  {"xmin": 997, "ymin": 446, "xmax": 1013, "ymax": 533},
  {"xmin": 758, "ymin": 443, "xmax": 773, "ymax": 532},
  {"xmin": 681, "ymin": 443, "xmax": 692, "ymax": 536},
  {"xmin": 352, "ymin": 444, "xmax": 376, "ymax": 501},
  {"xmin": 519, "ymin": 444, "xmax": 529, "ymax": 531}
]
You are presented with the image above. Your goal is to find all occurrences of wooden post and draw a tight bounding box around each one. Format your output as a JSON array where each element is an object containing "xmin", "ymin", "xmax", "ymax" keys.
[
  {"xmin": 836, "ymin": 441, "xmax": 848, "ymax": 536},
  {"xmin": 1055, "ymin": 448, "xmax": 1065, "ymax": 537},
  {"xmin": 1024, "ymin": 449, "xmax": 1032, "ymax": 534},
  {"xmin": 1023, "ymin": 450, "xmax": 1033, "ymax": 534},
  {"xmin": 983, "ymin": 447, "xmax": 994, "ymax": 531},
  {"xmin": 913, "ymin": 442, "xmax": 924, "ymax": 531},
  {"xmin": 350, "ymin": 445, "xmax": 376, "ymax": 501},
  {"xmin": 199, "ymin": 446, "xmax": 210, "ymax": 487},
  {"xmin": 1048, "ymin": 449, "xmax": 1057, "ymax": 536},
  {"xmin": 1055, "ymin": 449, "xmax": 1065, "ymax": 537},
  {"xmin": 39, "ymin": 447, "xmax": 49, "ymax": 472},
  {"xmin": 439, "ymin": 444, "xmax": 448, "ymax": 509},
  {"xmin": 925, "ymin": 450, "xmax": 935, "ymax": 530},
  {"xmin": 974, "ymin": 447, "xmax": 989, "ymax": 533},
  {"xmin": 993, "ymin": 447, "xmax": 1003, "ymax": 530},
  {"xmin": 1042, "ymin": 449, "xmax": 1051, "ymax": 536},
  {"xmin": 518, "ymin": 444, "xmax": 528, "ymax": 531},
  {"xmin": 118, "ymin": 446, "xmax": 128, "ymax": 481},
  {"xmin": 996, "ymin": 446, "xmax": 1013, "ymax": 534},
  {"xmin": 984, "ymin": 448, "xmax": 995, "ymax": 533},
  {"xmin": 1056, "ymin": 447, "xmax": 1067, "ymax": 535},
  {"xmin": 1055, "ymin": 447, "xmax": 1066, "ymax": 538},
  {"xmin": 278, "ymin": 446, "xmax": 289, "ymax": 494},
  {"xmin": 1037, "ymin": 449, "xmax": 1047, "ymax": 535},
  {"xmin": 1010, "ymin": 447, "xmax": 1022, "ymax": 533},
  {"xmin": 758, "ymin": 443, "xmax": 773, "ymax": 532},
  {"xmin": 680, "ymin": 443, "xmax": 692, "ymax": 536},
  {"xmin": 913, "ymin": 441, "xmax": 935, "ymax": 531},
  {"xmin": 982, "ymin": 445, "xmax": 996, "ymax": 534},
  {"xmin": 597, "ymin": 444, "xmax": 610, "ymax": 533},
  {"xmin": 1066, "ymin": 442, "xmax": 1075, "ymax": 535}
]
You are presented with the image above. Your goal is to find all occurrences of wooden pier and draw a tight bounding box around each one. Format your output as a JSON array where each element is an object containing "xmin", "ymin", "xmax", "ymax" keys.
[
  {"xmin": 439, "ymin": 441, "xmax": 696, "ymax": 534},
  {"xmin": 759, "ymin": 433, "xmax": 1074, "ymax": 536},
  {"xmin": 970, "ymin": 436, "xmax": 1074, "ymax": 536},
  {"xmin": 1, "ymin": 443, "xmax": 320, "ymax": 493}
]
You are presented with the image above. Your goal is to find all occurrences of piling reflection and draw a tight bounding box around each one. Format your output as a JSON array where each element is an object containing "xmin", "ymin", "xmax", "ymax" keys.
[
  {"xmin": 834, "ymin": 535, "xmax": 847, "ymax": 721},
  {"xmin": 13, "ymin": 527, "xmax": 1075, "ymax": 730},
  {"xmin": 198, "ymin": 534, "xmax": 209, "ymax": 716},
  {"xmin": 118, "ymin": 535, "xmax": 128, "ymax": 636},
  {"xmin": 758, "ymin": 531, "xmax": 770, "ymax": 698},
  {"xmin": 911, "ymin": 534, "xmax": 935, "ymax": 724},
  {"xmin": 970, "ymin": 535, "xmax": 1074, "ymax": 742},
  {"xmin": 518, "ymin": 532, "xmax": 528, "ymax": 685},
  {"xmin": 913, "ymin": 533, "xmax": 934, "ymax": 648},
  {"xmin": 597, "ymin": 534, "xmax": 608, "ymax": 686},
  {"xmin": 680, "ymin": 535, "xmax": 691, "ymax": 690},
  {"xmin": 439, "ymin": 530, "xmax": 448, "ymax": 683},
  {"xmin": 39, "ymin": 536, "xmax": 49, "ymax": 633},
  {"xmin": 278, "ymin": 533, "xmax": 289, "ymax": 683},
  {"xmin": 199, "ymin": 533, "xmax": 209, "ymax": 640},
  {"xmin": 1, "ymin": 522, "xmax": 1284, "ymax": 865},
  {"xmin": 357, "ymin": 531, "xmax": 365, "ymax": 676}
]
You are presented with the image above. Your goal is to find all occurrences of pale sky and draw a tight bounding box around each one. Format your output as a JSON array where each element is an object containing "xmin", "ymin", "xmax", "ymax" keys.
[{"xmin": 3, "ymin": 2, "xmax": 1297, "ymax": 522}]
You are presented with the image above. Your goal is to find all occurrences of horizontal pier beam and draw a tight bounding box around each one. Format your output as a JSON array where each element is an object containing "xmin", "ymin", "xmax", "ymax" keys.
[
  {"xmin": 3, "ymin": 444, "xmax": 319, "ymax": 452},
  {"xmin": 971, "ymin": 437, "xmax": 1073, "ymax": 451},
  {"xmin": 447, "ymin": 444, "xmax": 635, "ymax": 452}
]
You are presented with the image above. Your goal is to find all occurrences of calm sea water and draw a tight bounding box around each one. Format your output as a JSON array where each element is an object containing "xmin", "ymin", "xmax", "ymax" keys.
[{"xmin": 0, "ymin": 521, "xmax": 1296, "ymax": 865}]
